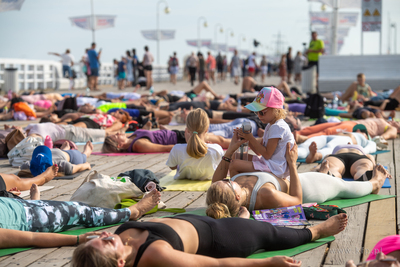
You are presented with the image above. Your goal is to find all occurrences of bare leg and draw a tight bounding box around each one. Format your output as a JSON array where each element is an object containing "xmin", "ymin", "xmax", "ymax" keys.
[
  {"xmin": 82, "ymin": 141, "xmax": 93, "ymax": 158},
  {"xmin": 276, "ymin": 81, "xmax": 294, "ymax": 98},
  {"xmin": 340, "ymin": 82, "xmax": 357, "ymax": 102},
  {"xmin": 71, "ymin": 162, "xmax": 91, "ymax": 174},
  {"xmin": 318, "ymin": 159, "xmax": 330, "ymax": 174},
  {"xmin": 1, "ymin": 165, "xmax": 58, "ymax": 191},
  {"xmin": 191, "ymin": 81, "xmax": 221, "ymax": 98},
  {"xmin": 205, "ymin": 133, "xmax": 231, "ymax": 149},
  {"xmin": 0, "ymin": 111, "xmax": 14, "ymax": 121},
  {"xmin": 142, "ymin": 121, "xmax": 152, "ymax": 130},
  {"xmin": 370, "ymin": 164, "xmax": 390, "ymax": 194},
  {"xmin": 128, "ymin": 190, "xmax": 161, "ymax": 220},
  {"xmin": 241, "ymin": 76, "xmax": 256, "ymax": 92}
]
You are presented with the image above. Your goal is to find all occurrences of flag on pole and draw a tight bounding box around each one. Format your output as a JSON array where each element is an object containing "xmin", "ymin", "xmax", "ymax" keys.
[
  {"xmin": 308, "ymin": 0, "xmax": 360, "ymax": 8},
  {"xmin": 186, "ymin": 39, "xmax": 212, "ymax": 47},
  {"xmin": 142, "ymin": 30, "xmax": 176, "ymax": 41},
  {"xmin": 0, "ymin": 0, "xmax": 25, "ymax": 12}
]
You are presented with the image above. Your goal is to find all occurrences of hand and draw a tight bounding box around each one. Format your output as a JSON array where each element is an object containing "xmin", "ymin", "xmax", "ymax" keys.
[
  {"xmin": 285, "ymin": 142, "xmax": 298, "ymax": 166},
  {"xmin": 78, "ymin": 231, "xmax": 104, "ymax": 245},
  {"xmin": 235, "ymin": 128, "xmax": 253, "ymax": 141},
  {"xmin": 226, "ymin": 128, "xmax": 247, "ymax": 154},
  {"xmin": 266, "ymin": 256, "xmax": 301, "ymax": 267},
  {"xmin": 238, "ymin": 206, "xmax": 250, "ymax": 219}
]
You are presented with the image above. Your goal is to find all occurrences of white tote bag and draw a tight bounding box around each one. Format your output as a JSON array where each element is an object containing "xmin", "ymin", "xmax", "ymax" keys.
[
  {"xmin": 70, "ymin": 170, "xmax": 144, "ymax": 209},
  {"xmin": 7, "ymin": 136, "xmax": 43, "ymax": 167}
]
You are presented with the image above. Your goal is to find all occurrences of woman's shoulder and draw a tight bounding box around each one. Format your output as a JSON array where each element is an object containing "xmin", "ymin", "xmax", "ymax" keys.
[{"xmin": 207, "ymin": 143, "xmax": 223, "ymax": 152}]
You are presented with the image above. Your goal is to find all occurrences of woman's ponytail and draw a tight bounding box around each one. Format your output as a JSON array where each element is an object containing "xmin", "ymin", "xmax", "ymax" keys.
[{"xmin": 186, "ymin": 108, "xmax": 209, "ymax": 159}]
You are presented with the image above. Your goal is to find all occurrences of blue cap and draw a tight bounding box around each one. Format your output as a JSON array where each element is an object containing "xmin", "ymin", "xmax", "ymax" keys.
[{"xmin": 30, "ymin": 146, "xmax": 52, "ymax": 176}]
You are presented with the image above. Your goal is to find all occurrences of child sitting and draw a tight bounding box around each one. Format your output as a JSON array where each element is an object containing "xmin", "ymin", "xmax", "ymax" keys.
[
  {"xmin": 229, "ymin": 87, "xmax": 295, "ymax": 178},
  {"xmin": 166, "ymin": 108, "xmax": 223, "ymax": 180}
]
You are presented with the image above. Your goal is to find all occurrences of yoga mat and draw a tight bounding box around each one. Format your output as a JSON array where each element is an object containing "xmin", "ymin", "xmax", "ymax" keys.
[
  {"xmin": 91, "ymin": 151, "xmax": 169, "ymax": 156},
  {"xmin": 320, "ymin": 194, "xmax": 395, "ymax": 208},
  {"xmin": 19, "ymin": 186, "xmax": 54, "ymax": 198},
  {"xmin": 342, "ymin": 177, "xmax": 391, "ymax": 188},
  {"xmin": 297, "ymin": 150, "xmax": 390, "ymax": 164},
  {"xmin": 297, "ymin": 158, "xmax": 322, "ymax": 164},
  {"xmin": 0, "ymin": 223, "xmax": 122, "ymax": 257},
  {"xmin": 160, "ymin": 170, "xmax": 212, "ymax": 191}
]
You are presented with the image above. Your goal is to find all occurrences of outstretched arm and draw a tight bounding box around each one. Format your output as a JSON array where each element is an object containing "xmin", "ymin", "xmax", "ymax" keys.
[{"xmin": 48, "ymin": 52, "xmax": 61, "ymax": 57}]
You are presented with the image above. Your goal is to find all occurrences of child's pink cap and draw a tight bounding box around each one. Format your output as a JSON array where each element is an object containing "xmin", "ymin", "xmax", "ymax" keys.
[
  {"xmin": 366, "ymin": 235, "xmax": 400, "ymax": 261},
  {"xmin": 245, "ymin": 87, "xmax": 284, "ymax": 112}
]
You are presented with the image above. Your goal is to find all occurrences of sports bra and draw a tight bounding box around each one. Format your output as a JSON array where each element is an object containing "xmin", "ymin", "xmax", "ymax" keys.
[{"xmin": 231, "ymin": 172, "xmax": 282, "ymax": 212}]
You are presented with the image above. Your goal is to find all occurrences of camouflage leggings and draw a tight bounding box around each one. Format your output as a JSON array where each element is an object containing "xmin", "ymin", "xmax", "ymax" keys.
[{"xmin": 15, "ymin": 199, "xmax": 131, "ymax": 232}]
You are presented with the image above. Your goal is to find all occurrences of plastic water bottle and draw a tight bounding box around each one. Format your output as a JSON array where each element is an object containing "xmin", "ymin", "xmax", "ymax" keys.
[
  {"xmin": 44, "ymin": 135, "xmax": 53, "ymax": 149},
  {"xmin": 237, "ymin": 99, "xmax": 242, "ymax": 112},
  {"xmin": 86, "ymin": 88, "xmax": 90, "ymax": 96},
  {"xmin": 332, "ymin": 94, "xmax": 338, "ymax": 110},
  {"xmin": 388, "ymin": 117, "xmax": 393, "ymax": 121},
  {"xmin": 149, "ymin": 86, "xmax": 154, "ymax": 94}
]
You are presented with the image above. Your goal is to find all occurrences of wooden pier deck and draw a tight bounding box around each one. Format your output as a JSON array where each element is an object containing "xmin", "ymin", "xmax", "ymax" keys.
[{"xmin": 0, "ymin": 79, "xmax": 398, "ymax": 266}]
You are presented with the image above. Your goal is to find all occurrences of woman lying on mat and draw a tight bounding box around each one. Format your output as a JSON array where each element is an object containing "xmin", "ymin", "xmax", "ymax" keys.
[
  {"xmin": 166, "ymin": 109, "xmax": 224, "ymax": 180},
  {"xmin": 298, "ymin": 130, "xmax": 376, "ymax": 163},
  {"xmin": 315, "ymin": 143, "xmax": 392, "ymax": 182},
  {"xmin": 206, "ymin": 132, "xmax": 389, "ymax": 219},
  {"xmin": 102, "ymin": 128, "xmax": 230, "ymax": 154},
  {"xmin": 20, "ymin": 142, "xmax": 93, "ymax": 177},
  {"xmin": 0, "ymin": 198, "xmax": 348, "ymax": 267},
  {"xmin": 0, "ymin": 184, "xmax": 161, "ymax": 232}
]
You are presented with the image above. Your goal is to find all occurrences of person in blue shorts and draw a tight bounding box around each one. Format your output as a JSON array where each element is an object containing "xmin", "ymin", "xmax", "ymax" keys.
[{"xmin": 87, "ymin": 42, "xmax": 102, "ymax": 91}]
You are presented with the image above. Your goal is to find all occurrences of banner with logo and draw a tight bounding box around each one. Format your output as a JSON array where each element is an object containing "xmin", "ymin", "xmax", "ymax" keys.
[
  {"xmin": 0, "ymin": 0, "xmax": 25, "ymax": 12},
  {"xmin": 310, "ymin": 12, "xmax": 358, "ymax": 27},
  {"xmin": 186, "ymin": 39, "xmax": 212, "ymax": 47},
  {"xmin": 142, "ymin": 30, "xmax": 176, "ymax": 41},
  {"xmin": 70, "ymin": 15, "xmax": 116, "ymax": 30},
  {"xmin": 362, "ymin": 0, "xmax": 381, "ymax": 32},
  {"xmin": 315, "ymin": 27, "xmax": 350, "ymax": 38}
]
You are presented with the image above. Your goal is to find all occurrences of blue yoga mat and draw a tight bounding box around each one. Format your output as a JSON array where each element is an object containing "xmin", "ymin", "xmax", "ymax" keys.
[
  {"xmin": 342, "ymin": 177, "xmax": 391, "ymax": 188},
  {"xmin": 297, "ymin": 150, "xmax": 390, "ymax": 164}
]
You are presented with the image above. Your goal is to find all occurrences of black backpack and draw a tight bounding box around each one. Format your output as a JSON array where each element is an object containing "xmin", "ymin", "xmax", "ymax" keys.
[
  {"xmin": 304, "ymin": 94, "xmax": 325, "ymax": 119},
  {"xmin": 171, "ymin": 57, "xmax": 178, "ymax": 67}
]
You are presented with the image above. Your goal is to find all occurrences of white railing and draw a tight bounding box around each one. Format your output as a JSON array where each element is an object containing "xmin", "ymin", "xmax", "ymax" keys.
[{"xmin": 0, "ymin": 58, "xmax": 183, "ymax": 92}]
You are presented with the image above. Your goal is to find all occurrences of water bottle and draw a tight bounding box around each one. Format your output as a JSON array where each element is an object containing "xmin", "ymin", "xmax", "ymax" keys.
[
  {"xmin": 388, "ymin": 117, "xmax": 393, "ymax": 121},
  {"xmin": 149, "ymin": 86, "xmax": 154, "ymax": 94},
  {"xmin": 44, "ymin": 135, "xmax": 53, "ymax": 149},
  {"xmin": 237, "ymin": 99, "xmax": 242, "ymax": 112},
  {"xmin": 86, "ymin": 88, "xmax": 90, "ymax": 96},
  {"xmin": 234, "ymin": 121, "xmax": 252, "ymax": 161},
  {"xmin": 332, "ymin": 94, "xmax": 338, "ymax": 110}
]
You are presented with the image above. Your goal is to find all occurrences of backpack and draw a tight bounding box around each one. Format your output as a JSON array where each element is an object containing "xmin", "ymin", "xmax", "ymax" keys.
[
  {"xmin": 304, "ymin": 94, "xmax": 325, "ymax": 119},
  {"xmin": 171, "ymin": 57, "xmax": 178, "ymax": 67}
]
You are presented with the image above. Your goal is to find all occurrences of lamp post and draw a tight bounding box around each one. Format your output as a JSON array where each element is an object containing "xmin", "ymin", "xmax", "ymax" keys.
[
  {"xmin": 156, "ymin": 0, "xmax": 170, "ymax": 64},
  {"xmin": 225, "ymin": 28, "xmax": 234, "ymax": 55},
  {"xmin": 238, "ymin": 34, "xmax": 246, "ymax": 55},
  {"xmin": 392, "ymin": 23, "xmax": 397, "ymax": 54},
  {"xmin": 214, "ymin": 23, "xmax": 223, "ymax": 51},
  {"xmin": 197, "ymin": 16, "xmax": 208, "ymax": 52}
]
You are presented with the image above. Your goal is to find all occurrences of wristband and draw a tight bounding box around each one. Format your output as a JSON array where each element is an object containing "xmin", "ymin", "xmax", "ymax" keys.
[
  {"xmin": 222, "ymin": 156, "xmax": 232, "ymax": 163},
  {"xmin": 76, "ymin": 235, "xmax": 79, "ymax": 246}
]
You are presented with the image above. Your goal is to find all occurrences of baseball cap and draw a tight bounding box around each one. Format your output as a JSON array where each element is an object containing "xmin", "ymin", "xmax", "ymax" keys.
[
  {"xmin": 30, "ymin": 146, "xmax": 53, "ymax": 176},
  {"xmin": 245, "ymin": 87, "xmax": 284, "ymax": 112},
  {"xmin": 353, "ymin": 124, "xmax": 371, "ymax": 140}
]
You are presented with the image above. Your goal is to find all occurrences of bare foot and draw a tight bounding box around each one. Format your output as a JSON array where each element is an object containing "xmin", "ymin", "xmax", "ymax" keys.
[
  {"xmin": 30, "ymin": 184, "xmax": 40, "ymax": 200},
  {"xmin": 390, "ymin": 110, "xmax": 396, "ymax": 118},
  {"xmin": 83, "ymin": 141, "xmax": 93, "ymax": 157},
  {"xmin": 142, "ymin": 121, "xmax": 152, "ymax": 130},
  {"xmin": 309, "ymin": 213, "xmax": 348, "ymax": 241},
  {"xmin": 306, "ymin": 142, "xmax": 322, "ymax": 163},
  {"xmin": 39, "ymin": 165, "xmax": 59, "ymax": 183},
  {"xmin": 4, "ymin": 124, "xmax": 10, "ymax": 130},
  {"xmin": 60, "ymin": 141, "xmax": 70, "ymax": 150},
  {"xmin": 159, "ymin": 124, "xmax": 169, "ymax": 130},
  {"xmin": 370, "ymin": 164, "xmax": 389, "ymax": 194},
  {"xmin": 293, "ymin": 131, "xmax": 299, "ymax": 143},
  {"xmin": 319, "ymin": 159, "xmax": 330, "ymax": 174},
  {"xmin": 129, "ymin": 190, "xmax": 161, "ymax": 220}
]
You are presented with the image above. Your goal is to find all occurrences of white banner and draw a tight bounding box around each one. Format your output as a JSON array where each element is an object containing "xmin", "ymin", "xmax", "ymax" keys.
[
  {"xmin": 310, "ymin": 12, "xmax": 358, "ymax": 27},
  {"xmin": 362, "ymin": 0, "xmax": 381, "ymax": 32},
  {"xmin": 0, "ymin": 0, "xmax": 25, "ymax": 12},
  {"xmin": 315, "ymin": 27, "xmax": 350, "ymax": 38},
  {"xmin": 308, "ymin": 0, "xmax": 360, "ymax": 8},
  {"xmin": 70, "ymin": 15, "xmax": 116, "ymax": 31},
  {"xmin": 141, "ymin": 30, "xmax": 176, "ymax": 41}
]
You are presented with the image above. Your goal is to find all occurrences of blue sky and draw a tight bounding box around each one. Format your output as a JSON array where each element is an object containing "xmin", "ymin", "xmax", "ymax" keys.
[{"xmin": 0, "ymin": 0, "xmax": 399, "ymax": 64}]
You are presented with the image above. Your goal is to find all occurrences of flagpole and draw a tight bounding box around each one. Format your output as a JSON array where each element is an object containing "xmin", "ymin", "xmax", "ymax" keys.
[{"xmin": 91, "ymin": 0, "xmax": 95, "ymax": 43}]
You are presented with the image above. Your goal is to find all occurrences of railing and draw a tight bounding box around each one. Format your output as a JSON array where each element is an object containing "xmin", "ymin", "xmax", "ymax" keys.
[{"xmin": 0, "ymin": 58, "xmax": 183, "ymax": 92}]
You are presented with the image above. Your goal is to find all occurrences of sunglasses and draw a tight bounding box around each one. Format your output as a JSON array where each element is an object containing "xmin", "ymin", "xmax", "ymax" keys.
[
  {"xmin": 222, "ymin": 178, "xmax": 236, "ymax": 197},
  {"xmin": 87, "ymin": 235, "xmax": 115, "ymax": 241},
  {"xmin": 118, "ymin": 110, "xmax": 125, "ymax": 115},
  {"xmin": 254, "ymin": 108, "xmax": 268, "ymax": 116}
]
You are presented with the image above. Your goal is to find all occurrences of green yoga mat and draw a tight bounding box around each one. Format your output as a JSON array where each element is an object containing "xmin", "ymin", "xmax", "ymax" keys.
[
  {"xmin": 0, "ymin": 224, "xmax": 122, "ymax": 257},
  {"xmin": 320, "ymin": 194, "xmax": 395, "ymax": 208},
  {"xmin": 248, "ymin": 236, "xmax": 335, "ymax": 259}
]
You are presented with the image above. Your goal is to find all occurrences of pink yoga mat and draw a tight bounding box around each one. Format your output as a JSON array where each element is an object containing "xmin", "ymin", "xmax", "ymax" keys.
[{"xmin": 91, "ymin": 151, "xmax": 169, "ymax": 156}]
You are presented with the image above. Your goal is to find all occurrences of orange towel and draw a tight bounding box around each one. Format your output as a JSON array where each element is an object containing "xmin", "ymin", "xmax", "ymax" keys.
[{"xmin": 13, "ymin": 102, "xmax": 36, "ymax": 118}]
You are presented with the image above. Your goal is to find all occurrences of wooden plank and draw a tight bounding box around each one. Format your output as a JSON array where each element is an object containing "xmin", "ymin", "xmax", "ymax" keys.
[
  {"xmin": 27, "ymin": 247, "xmax": 75, "ymax": 267},
  {"xmin": 362, "ymin": 198, "xmax": 396, "ymax": 261},
  {"xmin": 375, "ymin": 139, "xmax": 394, "ymax": 195},
  {"xmin": 293, "ymin": 244, "xmax": 328, "ymax": 267},
  {"xmin": 324, "ymin": 204, "xmax": 368, "ymax": 265},
  {"xmin": 185, "ymin": 193, "xmax": 206, "ymax": 212},
  {"xmin": 297, "ymin": 162, "xmax": 318, "ymax": 173},
  {"xmin": 0, "ymin": 248, "xmax": 58, "ymax": 267},
  {"xmin": 393, "ymin": 138, "xmax": 400, "ymax": 233}
]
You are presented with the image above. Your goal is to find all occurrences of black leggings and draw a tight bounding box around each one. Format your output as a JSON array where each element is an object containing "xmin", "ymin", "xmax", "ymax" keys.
[{"xmin": 175, "ymin": 214, "xmax": 312, "ymax": 258}]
